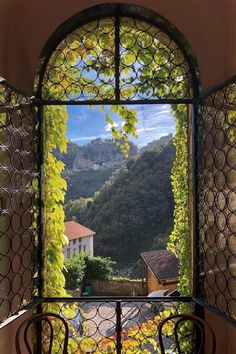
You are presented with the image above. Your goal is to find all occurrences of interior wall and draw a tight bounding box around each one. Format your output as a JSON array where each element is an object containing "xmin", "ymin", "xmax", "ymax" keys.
[
  {"xmin": 0, "ymin": 311, "xmax": 32, "ymax": 354},
  {"xmin": 205, "ymin": 309, "xmax": 236, "ymax": 354},
  {"xmin": 0, "ymin": 0, "xmax": 236, "ymax": 95}
]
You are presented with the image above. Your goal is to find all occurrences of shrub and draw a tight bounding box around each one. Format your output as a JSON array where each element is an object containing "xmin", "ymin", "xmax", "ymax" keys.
[
  {"xmin": 64, "ymin": 253, "xmax": 114, "ymax": 290},
  {"xmin": 81, "ymin": 253, "xmax": 114, "ymax": 281},
  {"xmin": 64, "ymin": 255, "xmax": 85, "ymax": 290}
]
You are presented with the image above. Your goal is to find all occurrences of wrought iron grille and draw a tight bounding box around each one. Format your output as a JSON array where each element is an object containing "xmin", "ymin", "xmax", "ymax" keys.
[
  {"xmin": 196, "ymin": 79, "xmax": 236, "ymax": 322},
  {"xmin": 0, "ymin": 81, "xmax": 40, "ymax": 323},
  {"xmin": 42, "ymin": 298, "xmax": 194, "ymax": 354},
  {"xmin": 40, "ymin": 16, "xmax": 193, "ymax": 104}
]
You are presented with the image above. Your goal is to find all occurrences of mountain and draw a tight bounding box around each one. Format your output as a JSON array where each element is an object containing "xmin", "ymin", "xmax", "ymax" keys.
[
  {"xmin": 63, "ymin": 168, "xmax": 116, "ymax": 202},
  {"xmin": 81, "ymin": 141, "xmax": 175, "ymax": 273},
  {"xmin": 54, "ymin": 138, "xmax": 138, "ymax": 171},
  {"xmin": 139, "ymin": 133, "xmax": 173, "ymax": 154},
  {"xmin": 55, "ymin": 138, "xmax": 138, "ymax": 202},
  {"xmin": 54, "ymin": 141, "xmax": 80, "ymax": 170}
]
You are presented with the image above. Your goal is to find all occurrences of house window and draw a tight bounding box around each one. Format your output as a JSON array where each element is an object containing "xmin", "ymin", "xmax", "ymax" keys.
[
  {"xmin": 79, "ymin": 238, "xmax": 82, "ymax": 243},
  {"xmin": 84, "ymin": 245, "xmax": 86, "ymax": 252},
  {"xmin": 73, "ymin": 239, "xmax": 76, "ymax": 245},
  {"xmin": 79, "ymin": 245, "xmax": 82, "ymax": 252},
  {"xmin": 67, "ymin": 249, "xmax": 71, "ymax": 258}
]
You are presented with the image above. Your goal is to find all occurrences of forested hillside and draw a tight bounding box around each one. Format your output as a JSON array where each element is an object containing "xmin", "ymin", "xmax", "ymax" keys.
[
  {"xmin": 63, "ymin": 168, "xmax": 115, "ymax": 202},
  {"xmin": 81, "ymin": 142, "xmax": 175, "ymax": 274},
  {"xmin": 55, "ymin": 138, "xmax": 137, "ymax": 202}
]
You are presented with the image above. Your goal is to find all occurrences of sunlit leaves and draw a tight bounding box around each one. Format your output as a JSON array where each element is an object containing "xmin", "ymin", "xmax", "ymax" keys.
[
  {"xmin": 43, "ymin": 106, "xmax": 69, "ymax": 297},
  {"xmin": 167, "ymin": 104, "xmax": 191, "ymax": 296}
]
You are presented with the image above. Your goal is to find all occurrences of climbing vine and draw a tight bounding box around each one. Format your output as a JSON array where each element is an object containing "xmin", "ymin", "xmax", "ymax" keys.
[
  {"xmin": 167, "ymin": 104, "xmax": 191, "ymax": 295},
  {"xmin": 42, "ymin": 105, "xmax": 69, "ymax": 297}
]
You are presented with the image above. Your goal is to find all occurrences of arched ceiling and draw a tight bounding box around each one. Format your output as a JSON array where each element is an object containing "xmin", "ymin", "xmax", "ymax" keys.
[{"xmin": 0, "ymin": 0, "xmax": 235, "ymax": 96}]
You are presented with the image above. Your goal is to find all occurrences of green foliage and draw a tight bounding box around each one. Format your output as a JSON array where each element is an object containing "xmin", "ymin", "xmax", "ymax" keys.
[
  {"xmin": 64, "ymin": 253, "xmax": 114, "ymax": 290},
  {"xmin": 104, "ymin": 106, "xmax": 138, "ymax": 157},
  {"xmin": 82, "ymin": 144, "xmax": 175, "ymax": 271},
  {"xmin": 64, "ymin": 197, "xmax": 93, "ymax": 221},
  {"xmin": 167, "ymin": 104, "xmax": 191, "ymax": 295},
  {"xmin": 54, "ymin": 140, "xmax": 80, "ymax": 169},
  {"xmin": 63, "ymin": 168, "xmax": 115, "ymax": 202},
  {"xmin": 64, "ymin": 255, "xmax": 85, "ymax": 290},
  {"xmin": 81, "ymin": 253, "xmax": 114, "ymax": 281},
  {"xmin": 43, "ymin": 106, "xmax": 68, "ymax": 297}
]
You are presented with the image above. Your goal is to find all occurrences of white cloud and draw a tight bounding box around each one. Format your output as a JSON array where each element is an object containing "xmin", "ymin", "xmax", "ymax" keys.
[
  {"xmin": 104, "ymin": 122, "xmax": 119, "ymax": 132},
  {"xmin": 67, "ymin": 104, "xmax": 175, "ymax": 148}
]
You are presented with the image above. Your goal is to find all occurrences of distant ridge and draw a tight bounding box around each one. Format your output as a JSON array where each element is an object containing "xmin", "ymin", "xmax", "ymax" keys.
[
  {"xmin": 55, "ymin": 138, "xmax": 137, "ymax": 171},
  {"xmin": 139, "ymin": 134, "xmax": 173, "ymax": 154}
]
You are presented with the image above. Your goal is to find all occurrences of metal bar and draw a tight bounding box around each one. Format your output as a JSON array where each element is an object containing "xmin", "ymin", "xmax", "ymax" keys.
[
  {"xmin": 194, "ymin": 102, "xmax": 203, "ymax": 301},
  {"xmin": 191, "ymin": 103, "xmax": 200, "ymax": 298},
  {"xmin": 115, "ymin": 15, "xmax": 121, "ymax": 101},
  {"xmin": 42, "ymin": 296, "xmax": 193, "ymax": 302},
  {"xmin": 38, "ymin": 105, "xmax": 44, "ymax": 299},
  {"xmin": 116, "ymin": 301, "xmax": 122, "ymax": 354},
  {"xmin": 34, "ymin": 3, "xmax": 201, "ymax": 101},
  {"xmin": 39, "ymin": 98, "xmax": 195, "ymax": 106},
  {"xmin": 31, "ymin": 96, "xmax": 44, "ymax": 106}
]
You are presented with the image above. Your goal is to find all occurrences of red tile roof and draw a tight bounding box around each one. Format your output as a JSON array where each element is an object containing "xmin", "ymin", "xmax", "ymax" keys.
[
  {"xmin": 141, "ymin": 250, "xmax": 179, "ymax": 283},
  {"xmin": 64, "ymin": 221, "xmax": 95, "ymax": 240}
]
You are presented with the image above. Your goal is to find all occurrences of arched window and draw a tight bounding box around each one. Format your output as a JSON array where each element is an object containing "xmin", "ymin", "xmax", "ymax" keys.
[
  {"xmin": 1, "ymin": 3, "xmax": 235, "ymax": 351},
  {"xmin": 34, "ymin": 1, "xmax": 201, "ymax": 306},
  {"xmin": 35, "ymin": 4, "xmax": 200, "ymax": 102}
]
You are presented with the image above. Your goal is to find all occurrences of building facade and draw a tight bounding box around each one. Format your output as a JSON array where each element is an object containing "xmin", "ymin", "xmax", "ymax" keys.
[
  {"xmin": 64, "ymin": 221, "xmax": 95, "ymax": 259},
  {"xmin": 141, "ymin": 250, "xmax": 179, "ymax": 294}
]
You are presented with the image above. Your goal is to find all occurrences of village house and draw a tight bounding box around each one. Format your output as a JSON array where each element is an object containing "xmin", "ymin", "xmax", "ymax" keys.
[
  {"xmin": 64, "ymin": 220, "xmax": 95, "ymax": 259},
  {"xmin": 141, "ymin": 250, "xmax": 179, "ymax": 294}
]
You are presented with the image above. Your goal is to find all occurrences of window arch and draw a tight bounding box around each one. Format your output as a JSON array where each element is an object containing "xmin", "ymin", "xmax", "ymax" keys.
[
  {"xmin": 34, "ymin": 4, "xmax": 201, "ymax": 299},
  {"xmin": 35, "ymin": 3, "xmax": 201, "ymax": 103}
]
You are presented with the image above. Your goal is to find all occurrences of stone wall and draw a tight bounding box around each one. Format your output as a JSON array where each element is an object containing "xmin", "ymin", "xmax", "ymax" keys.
[{"xmin": 86, "ymin": 279, "xmax": 146, "ymax": 296}]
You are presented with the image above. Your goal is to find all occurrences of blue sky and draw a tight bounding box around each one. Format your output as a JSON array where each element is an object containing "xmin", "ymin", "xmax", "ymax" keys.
[{"xmin": 66, "ymin": 104, "xmax": 175, "ymax": 148}]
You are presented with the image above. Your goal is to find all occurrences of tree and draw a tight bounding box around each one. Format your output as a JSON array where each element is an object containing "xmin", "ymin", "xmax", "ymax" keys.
[
  {"xmin": 64, "ymin": 197, "xmax": 93, "ymax": 221},
  {"xmin": 82, "ymin": 143, "xmax": 175, "ymax": 271},
  {"xmin": 64, "ymin": 255, "xmax": 85, "ymax": 290},
  {"xmin": 64, "ymin": 253, "xmax": 114, "ymax": 290},
  {"xmin": 81, "ymin": 253, "xmax": 114, "ymax": 281}
]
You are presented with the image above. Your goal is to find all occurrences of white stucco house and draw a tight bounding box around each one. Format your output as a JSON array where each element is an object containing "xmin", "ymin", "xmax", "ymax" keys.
[{"xmin": 64, "ymin": 220, "xmax": 95, "ymax": 259}]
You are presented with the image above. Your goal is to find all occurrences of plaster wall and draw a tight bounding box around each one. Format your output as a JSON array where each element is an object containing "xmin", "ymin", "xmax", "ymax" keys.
[
  {"xmin": 0, "ymin": 0, "xmax": 235, "ymax": 94},
  {"xmin": 204, "ymin": 309, "xmax": 236, "ymax": 354}
]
